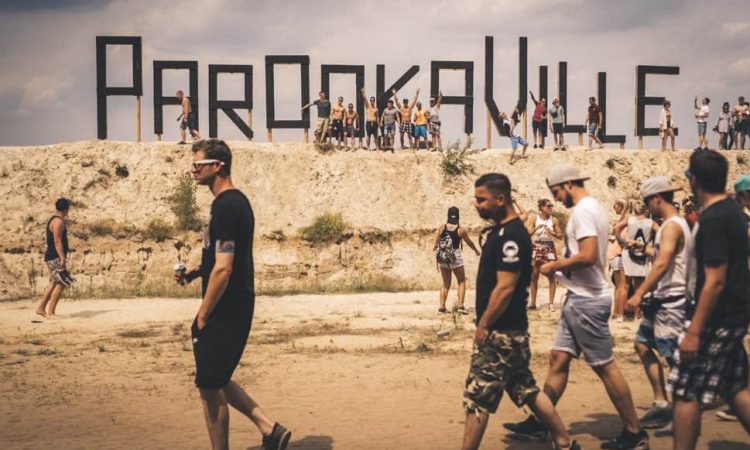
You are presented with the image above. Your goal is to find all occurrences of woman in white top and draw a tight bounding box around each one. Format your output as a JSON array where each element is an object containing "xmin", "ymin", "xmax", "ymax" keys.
[
  {"xmin": 717, "ymin": 102, "xmax": 732, "ymax": 150},
  {"xmin": 615, "ymin": 200, "xmax": 658, "ymax": 319},
  {"xmin": 610, "ymin": 199, "xmax": 630, "ymax": 320},
  {"xmin": 658, "ymin": 100, "xmax": 676, "ymax": 151},
  {"xmin": 526, "ymin": 198, "xmax": 562, "ymax": 310}
]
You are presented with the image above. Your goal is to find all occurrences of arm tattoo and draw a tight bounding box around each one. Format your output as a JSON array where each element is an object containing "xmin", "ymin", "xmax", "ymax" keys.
[{"xmin": 216, "ymin": 240, "xmax": 235, "ymax": 254}]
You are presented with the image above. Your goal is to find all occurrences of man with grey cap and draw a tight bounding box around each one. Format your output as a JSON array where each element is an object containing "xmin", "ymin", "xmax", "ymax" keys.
[
  {"xmin": 625, "ymin": 176, "xmax": 690, "ymax": 434},
  {"xmin": 504, "ymin": 163, "xmax": 648, "ymax": 450}
]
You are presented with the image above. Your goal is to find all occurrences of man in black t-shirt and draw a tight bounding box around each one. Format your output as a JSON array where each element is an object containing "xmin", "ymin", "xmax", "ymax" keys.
[
  {"xmin": 177, "ymin": 139, "xmax": 291, "ymax": 450},
  {"xmin": 669, "ymin": 150, "xmax": 750, "ymax": 449},
  {"xmin": 301, "ymin": 91, "xmax": 332, "ymax": 144},
  {"xmin": 460, "ymin": 173, "xmax": 579, "ymax": 450}
]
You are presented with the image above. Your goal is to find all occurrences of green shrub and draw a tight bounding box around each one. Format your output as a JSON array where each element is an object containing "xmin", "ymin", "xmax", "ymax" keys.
[
  {"xmin": 88, "ymin": 219, "xmax": 116, "ymax": 236},
  {"xmin": 171, "ymin": 172, "xmax": 202, "ymax": 231},
  {"xmin": 143, "ymin": 218, "xmax": 174, "ymax": 242},
  {"xmin": 440, "ymin": 139, "xmax": 475, "ymax": 177},
  {"xmin": 299, "ymin": 212, "xmax": 346, "ymax": 243}
]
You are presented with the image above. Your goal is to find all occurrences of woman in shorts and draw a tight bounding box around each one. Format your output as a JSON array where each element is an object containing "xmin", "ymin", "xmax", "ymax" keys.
[
  {"xmin": 527, "ymin": 199, "xmax": 562, "ymax": 310},
  {"xmin": 610, "ymin": 199, "xmax": 629, "ymax": 321},
  {"xmin": 433, "ymin": 207, "xmax": 480, "ymax": 314},
  {"xmin": 616, "ymin": 200, "xmax": 657, "ymax": 320}
]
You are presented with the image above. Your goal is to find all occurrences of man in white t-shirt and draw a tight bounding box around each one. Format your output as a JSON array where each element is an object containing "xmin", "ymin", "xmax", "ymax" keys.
[
  {"xmin": 694, "ymin": 96, "xmax": 710, "ymax": 151},
  {"xmin": 504, "ymin": 163, "xmax": 648, "ymax": 450}
]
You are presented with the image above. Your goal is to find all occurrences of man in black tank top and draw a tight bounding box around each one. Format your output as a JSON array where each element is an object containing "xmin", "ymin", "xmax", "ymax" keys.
[
  {"xmin": 176, "ymin": 139, "xmax": 291, "ymax": 450},
  {"xmin": 35, "ymin": 198, "xmax": 72, "ymax": 319}
]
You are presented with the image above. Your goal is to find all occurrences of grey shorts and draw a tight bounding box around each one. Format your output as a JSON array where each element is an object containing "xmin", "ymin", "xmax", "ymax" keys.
[{"xmin": 552, "ymin": 292, "xmax": 614, "ymax": 366}]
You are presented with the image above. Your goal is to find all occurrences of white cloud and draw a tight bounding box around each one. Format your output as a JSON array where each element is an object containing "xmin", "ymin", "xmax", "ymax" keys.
[{"xmin": 19, "ymin": 75, "xmax": 73, "ymax": 114}]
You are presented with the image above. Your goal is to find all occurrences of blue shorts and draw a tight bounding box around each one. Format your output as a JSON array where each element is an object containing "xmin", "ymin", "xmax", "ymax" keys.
[
  {"xmin": 552, "ymin": 292, "xmax": 614, "ymax": 367},
  {"xmin": 587, "ymin": 123, "xmax": 598, "ymax": 136},
  {"xmin": 510, "ymin": 135, "xmax": 527, "ymax": 150},
  {"xmin": 180, "ymin": 113, "xmax": 198, "ymax": 131},
  {"xmin": 414, "ymin": 124, "xmax": 428, "ymax": 138},
  {"xmin": 697, "ymin": 122, "xmax": 707, "ymax": 135}
]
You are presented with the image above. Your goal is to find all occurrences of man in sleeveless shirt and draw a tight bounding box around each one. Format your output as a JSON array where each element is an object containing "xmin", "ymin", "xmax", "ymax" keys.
[
  {"xmin": 625, "ymin": 176, "xmax": 689, "ymax": 434},
  {"xmin": 177, "ymin": 139, "xmax": 291, "ymax": 450},
  {"xmin": 361, "ymin": 88, "xmax": 380, "ymax": 150},
  {"xmin": 35, "ymin": 198, "xmax": 72, "ymax": 319}
]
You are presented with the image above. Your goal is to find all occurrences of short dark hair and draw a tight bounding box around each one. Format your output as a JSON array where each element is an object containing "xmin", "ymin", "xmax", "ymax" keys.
[
  {"xmin": 192, "ymin": 139, "xmax": 232, "ymax": 176},
  {"xmin": 475, "ymin": 173, "xmax": 511, "ymax": 199},
  {"xmin": 55, "ymin": 197, "xmax": 70, "ymax": 212},
  {"xmin": 689, "ymin": 149, "xmax": 727, "ymax": 193}
]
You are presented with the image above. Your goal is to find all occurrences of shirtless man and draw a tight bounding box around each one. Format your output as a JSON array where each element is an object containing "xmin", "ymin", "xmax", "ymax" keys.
[
  {"xmin": 734, "ymin": 97, "xmax": 749, "ymax": 150},
  {"xmin": 392, "ymin": 88, "xmax": 420, "ymax": 149},
  {"xmin": 380, "ymin": 99, "xmax": 400, "ymax": 152},
  {"xmin": 330, "ymin": 97, "xmax": 346, "ymax": 149},
  {"xmin": 361, "ymin": 88, "xmax": 380, "ymax": 150},
  {"xmin": 344, "ymin": 103, "xmax": 359, "ymax": 150},
  {"xmin": 177, "ymin": 90, "xmax": 202, "ymax": 144}
]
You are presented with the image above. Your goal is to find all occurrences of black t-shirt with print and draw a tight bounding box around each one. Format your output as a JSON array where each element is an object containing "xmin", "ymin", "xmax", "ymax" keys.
[
  {"xmin": 475, "ymin": 217, "xmax": 532, "ymax": 332},
  {"xmin": 694, "ymin": 197, "xmax": 749, "ymax": 327},
  {"xmin": 201, "ymin": 190, "xmax": 255, "ymax": 330}
]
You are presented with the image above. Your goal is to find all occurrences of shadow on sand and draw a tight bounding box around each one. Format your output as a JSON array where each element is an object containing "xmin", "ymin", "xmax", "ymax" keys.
[
  {"xmin": 707, "ymin": 441, "xmax": 750, "ymax": 450},
  {"xmin": 249, "ymin": 435, "xmax": 334, "ymax": 450},
  {"xmin": 67, "ymin": 309, "xmax": 115, "ymax": 319},
  {"xmin": 501, "ymin": 412, "xmax": 623, "ymax": 450}
]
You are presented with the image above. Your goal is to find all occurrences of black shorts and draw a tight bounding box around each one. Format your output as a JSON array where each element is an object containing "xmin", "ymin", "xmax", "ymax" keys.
[
  {"xmin": 366, "ymin": 121, "xmax": 378, "ymax": 137},
  {"xmin": 552, "ymin": 123, "xmax": 563, "ymax": 134},
  {"xmin": 532, "ymin": 120, "xmax": 547, "ymax": 137},
  {"xmin": 332, "ymin": 120, "xmax": 344, "ymax": 136},
  {"xmin": 180, "ymin": 113, "xmax": 198, "ymax": 131},
  {"xmin": 192, "ymin": 317, "xmax": 251, "ymax": 389}
]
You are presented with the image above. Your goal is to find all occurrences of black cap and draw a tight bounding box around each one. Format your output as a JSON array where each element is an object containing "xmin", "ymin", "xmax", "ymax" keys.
[{"xmin": 447, "ymin": 206, "xmax": 459, "ymax": 224}]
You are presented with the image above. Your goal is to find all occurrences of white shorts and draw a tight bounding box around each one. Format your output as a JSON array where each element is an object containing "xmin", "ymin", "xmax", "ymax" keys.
[{"xmin": 439, "ymin": 248, "xmax": 464, "ymax": 270}]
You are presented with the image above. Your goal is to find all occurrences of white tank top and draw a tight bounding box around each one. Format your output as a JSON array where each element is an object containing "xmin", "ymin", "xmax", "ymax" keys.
[
  {"xmin": 626, "ymin": 216, "xmax": 652, "ymax": 259},
  {"xmin": 654, "ymin": 215, "xmax": 691, "ymax": 298},
  {"xmin": 534, "ymin": 215, "xmax": 554, "ymax": 242}
]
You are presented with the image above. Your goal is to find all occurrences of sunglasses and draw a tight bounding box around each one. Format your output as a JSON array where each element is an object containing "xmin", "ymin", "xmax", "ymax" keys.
[{"xmin": 192, "ymin": 159, "xmax": 222, "ymax": 171}]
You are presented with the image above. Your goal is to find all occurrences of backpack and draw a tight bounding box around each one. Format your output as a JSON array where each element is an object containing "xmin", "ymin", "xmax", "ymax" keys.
[
  {"xmin": 627, "ymin": 227, "xmax": 649, "ymax": 263},
  {"xmin": 436, "ymin": 228, "xmax": 457, "ymax": 265}
]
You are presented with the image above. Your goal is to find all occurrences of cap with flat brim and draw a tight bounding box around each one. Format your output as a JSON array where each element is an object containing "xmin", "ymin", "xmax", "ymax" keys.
[
  {"xmin": 545, "ymin": 163, "xmax": 590, "ymax": 187},
  {"xmin": 734, "ymin": 174, "xmax": 750, "ymax": 193},
  {"xmin": 640, "ymin": 176, "xmax": 681, "ymax": 198}
]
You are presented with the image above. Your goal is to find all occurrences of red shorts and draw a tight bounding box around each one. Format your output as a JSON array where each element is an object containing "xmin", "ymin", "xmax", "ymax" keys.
[{"xmin": 533, "ymin": 241, "xmax": 557, "ymax": 263}]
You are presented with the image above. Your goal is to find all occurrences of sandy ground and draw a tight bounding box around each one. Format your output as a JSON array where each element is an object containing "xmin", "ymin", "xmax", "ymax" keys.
[{"xmin": 1, "ymin": 290, "xmax": 748, "ymax": 450}]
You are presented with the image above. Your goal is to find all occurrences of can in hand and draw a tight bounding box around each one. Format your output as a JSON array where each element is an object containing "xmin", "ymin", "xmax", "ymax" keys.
[{"xmin": 174, "ymin": 262, "xmax": 187, "ymax": 285}]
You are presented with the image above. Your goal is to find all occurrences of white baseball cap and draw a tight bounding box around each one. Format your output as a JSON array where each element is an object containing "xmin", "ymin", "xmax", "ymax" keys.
[
  {"xmin": 640, "ymin": 176, "xmax": 681, "ymax": 198},
  {"xmin": 546, "ymin": 163, "xmax": 590, "ymax": 187}
]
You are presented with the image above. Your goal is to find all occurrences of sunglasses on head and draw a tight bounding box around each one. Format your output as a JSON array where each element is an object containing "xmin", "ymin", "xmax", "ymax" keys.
[{"xmin": 192, "ymin": 159, "xmax": 222, "ymax": 171}]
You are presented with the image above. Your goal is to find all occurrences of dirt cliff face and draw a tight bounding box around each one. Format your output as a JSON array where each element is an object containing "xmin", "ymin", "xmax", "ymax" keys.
[{"xmin": 1, "ymin": 141, "xmax": 748, "ymax": 300}]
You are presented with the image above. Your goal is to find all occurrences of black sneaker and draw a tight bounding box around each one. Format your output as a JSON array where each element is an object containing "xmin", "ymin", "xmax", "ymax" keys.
[
  {"xmin": 502, "ymin": 415, "xmax": 548, "ymax": 441},
  {"xmin": 600, "ymin": 427, "xmax": 648, "ymax": 450},
  {"xmin": 262, "ymin": 423, "xmax": 291, "ymax": 450}
]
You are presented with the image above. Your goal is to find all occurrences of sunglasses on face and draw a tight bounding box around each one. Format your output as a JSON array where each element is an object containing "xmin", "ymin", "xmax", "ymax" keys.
[{"xmin": 192, "ymin": 159, "xmax": 222, "ymax": 171}]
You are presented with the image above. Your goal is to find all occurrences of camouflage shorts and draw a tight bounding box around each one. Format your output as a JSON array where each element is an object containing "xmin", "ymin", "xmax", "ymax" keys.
[{"xmin": 463, "ymin": 330, "xmax": 540, "ymax": 414}]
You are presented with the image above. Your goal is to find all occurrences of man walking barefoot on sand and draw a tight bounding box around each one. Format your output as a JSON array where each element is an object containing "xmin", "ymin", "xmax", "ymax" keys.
[
  {"xmin": 393, "ymin": 87, "xmax": 419, "ymax": 149},
  {"xmin": 504, "ymin": 163, "xmax": 648, "ymax": 449},
  {"xmin": 177, "ymin": 139, "xmax": 291, "ymax": 450},
  {"xmin": 625, "ymin": 176, "xmax": 690, "ymax": 436},
  {"xmin": 669, "ymin": 150, "xmax": 750, "ymax": 450},
  {"xmin": 35, "ymin": 198, "xmax": 74, "ymax": 319},
  {"xmin": 461, "ymin": 173, "xmax": 580, "ymax": 450},
  {"xmin": 177, "ymin": 90, "xmax": 202, "ymax": 143}
]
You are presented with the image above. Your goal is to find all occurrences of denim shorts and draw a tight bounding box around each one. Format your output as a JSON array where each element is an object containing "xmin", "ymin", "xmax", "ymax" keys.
[
  {"xmin": 697, "ymin": 122, "xmax": 707, "ymax": 135},
  {"xmin": 414, "ymin": 124, "xmax": 428, "ymax": 138},
  {"xmin": 588, "ymin": 123, "xmax": 598, "ymax": 136},
  {"xmin": 510, "ymin": 135, "xmax": 527, "ymax": 150},
  {"xmin": 552, "ymin": 292, "xmax": 615, "ymax": 366}
]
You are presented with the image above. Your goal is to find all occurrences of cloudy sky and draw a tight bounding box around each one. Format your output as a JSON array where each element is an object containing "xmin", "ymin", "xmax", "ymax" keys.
[{"xmin": 1, "ymin": 0, "xmax": 748, "ymax": 148}]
